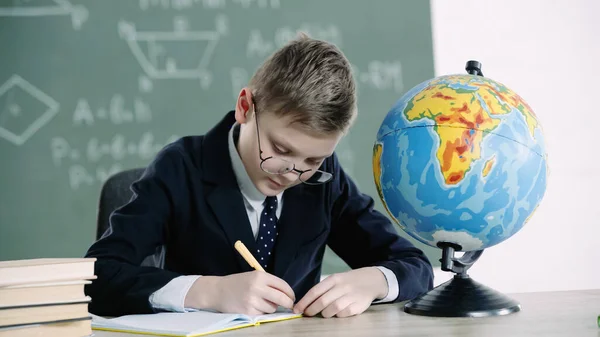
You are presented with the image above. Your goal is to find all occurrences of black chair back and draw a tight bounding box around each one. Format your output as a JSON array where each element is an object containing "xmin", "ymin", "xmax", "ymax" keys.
[
  {"xmin": 96, "ymin": 168, "xmax": 164, "ymax": 268},
  {"xmin": 96, "ymin": 168, "xmax": 145, "ymax": 240}
]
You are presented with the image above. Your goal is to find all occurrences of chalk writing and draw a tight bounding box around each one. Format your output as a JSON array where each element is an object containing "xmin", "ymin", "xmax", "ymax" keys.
[
  {"xmin": 51, "ymin": 132, "xmax": 178, "ymax": 167},
  {"xmin": 233, "ymin": 0, "xmax": 280, "ymax": 9},
  {"xmin": 139, "ymin": 0, "xmax": 278, "ymax": 10},
  {"xmin": 68, "ymin": 163, "xmax": 124, "ymax": 190},
  {"xmin": 73, "ymin": 95, "xmax": 152, "ymax": 126},
  {"xmin": 0, "ymin": 75, "xmax": 59, "ymax": 146},
  {"xmin": 118, "ymin": 15, "xmax": 227, "ymax": 90},
  {"xmin": 247, "ymin": 24, "xmax": 342, "ymax": 58},
  {"xmin": 0, "ymin": 0, "xmax": 88, "ymax": 30},
  {"xmin": 139, "ymin": 75, "xmax": 154, "ymax": 93},
  {"xmin": 352, "ymin": 61, "xmax": 404, "ymax": 93},
  {"xmin": 52, "ymin": 132, "xmax": 179, "ymax": 190}
]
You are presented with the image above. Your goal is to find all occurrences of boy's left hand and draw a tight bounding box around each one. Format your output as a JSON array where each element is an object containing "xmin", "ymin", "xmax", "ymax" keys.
[{"xmin": 293, "ymin": 267, "xmax": 388, "ymax": 318}]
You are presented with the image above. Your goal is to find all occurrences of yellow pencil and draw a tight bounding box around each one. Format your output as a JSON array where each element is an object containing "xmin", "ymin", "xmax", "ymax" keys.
[{"xmin": 234, "ymin": 240, "xmax": 265, "ymax": 272}]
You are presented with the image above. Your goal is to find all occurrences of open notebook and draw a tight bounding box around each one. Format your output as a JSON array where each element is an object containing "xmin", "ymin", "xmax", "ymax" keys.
[{"xmin": 91, "ymin": 309, "xmax": 302, "ymax": 337}]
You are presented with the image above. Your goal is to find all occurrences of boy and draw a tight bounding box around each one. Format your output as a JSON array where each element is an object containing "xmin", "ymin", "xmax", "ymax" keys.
[{"xmin": 85, "ymin": 35, "xmax": 433, "ymax": 319}]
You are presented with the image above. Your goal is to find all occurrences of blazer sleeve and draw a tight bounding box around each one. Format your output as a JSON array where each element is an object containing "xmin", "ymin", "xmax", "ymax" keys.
[
  {"xmin": 327, "ymin": 153, "xmax": 434, "ymax": 301},
  {"xmin": 84, "ymin": 145, "xmax": 187, "ymax": 316}
]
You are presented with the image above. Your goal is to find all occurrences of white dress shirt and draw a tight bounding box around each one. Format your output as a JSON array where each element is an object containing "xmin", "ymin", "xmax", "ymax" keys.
[{"xmin": 149, "ymin": 123, "xmax": 399, "ymax": 312}]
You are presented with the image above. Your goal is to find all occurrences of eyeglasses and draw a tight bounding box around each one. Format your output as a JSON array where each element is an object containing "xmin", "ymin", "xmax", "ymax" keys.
[{"xmin": 254, "ymin": 105, "xmax": 333, "ymax": 185}]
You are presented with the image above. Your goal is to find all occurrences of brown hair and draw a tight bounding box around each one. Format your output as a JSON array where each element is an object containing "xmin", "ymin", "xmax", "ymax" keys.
[{"xmin": 249, "ymin": 33, "xmax": 357, "ymax": 134}]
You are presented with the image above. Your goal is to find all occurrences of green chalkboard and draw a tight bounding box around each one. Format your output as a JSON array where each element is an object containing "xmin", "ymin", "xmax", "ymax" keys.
[{"xmin": 0, "ymin": 0, "xmax": 439, "ymax": 273}]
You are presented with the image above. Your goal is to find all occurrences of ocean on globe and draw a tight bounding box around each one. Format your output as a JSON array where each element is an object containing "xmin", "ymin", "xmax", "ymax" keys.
[{"xmin": 373, "ymin": 74, "xmax": 547, "ymax": 252}]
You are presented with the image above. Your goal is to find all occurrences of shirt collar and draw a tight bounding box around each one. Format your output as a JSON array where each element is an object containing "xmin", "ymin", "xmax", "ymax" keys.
[{"xmin": 228, "ymin": 122, "xmax": 283, "ymax": 211}]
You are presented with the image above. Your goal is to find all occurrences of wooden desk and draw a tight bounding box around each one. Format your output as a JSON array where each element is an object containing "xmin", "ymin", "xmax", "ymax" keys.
[{"xmin": 94, "ymin": 289, "xmax": 600, "ymax": 336}]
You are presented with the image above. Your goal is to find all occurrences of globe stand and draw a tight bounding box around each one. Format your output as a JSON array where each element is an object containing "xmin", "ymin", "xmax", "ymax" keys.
[
  {"xmin": 403, "ymin": 242, "xmax": 521, "ymax": 317},
  {"xmin": 403, "ymin": 59, "xmax": 520, "ymax": 317}
]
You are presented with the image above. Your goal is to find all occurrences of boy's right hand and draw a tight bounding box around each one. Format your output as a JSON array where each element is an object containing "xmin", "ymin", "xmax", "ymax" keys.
[{"xmin": 184, "ymin": 271, "xmax": 295, "ymax": 315}]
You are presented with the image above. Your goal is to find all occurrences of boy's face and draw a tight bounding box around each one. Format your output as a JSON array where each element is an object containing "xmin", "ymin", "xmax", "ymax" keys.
[{"xmin": 235, "ymin": 91, "xmax": 343, "ymax": 196}]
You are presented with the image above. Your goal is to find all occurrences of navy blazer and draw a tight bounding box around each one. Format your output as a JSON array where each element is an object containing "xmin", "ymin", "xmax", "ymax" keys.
[{"xmin": 84, "ymin": 111, "xmax": 433, "ymax": 316}]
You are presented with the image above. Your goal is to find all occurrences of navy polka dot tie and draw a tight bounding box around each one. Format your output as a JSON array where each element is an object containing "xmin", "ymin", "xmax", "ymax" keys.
[{"xmin": 256, "ymin": 196, "xmax": 278, "ymax": 271}]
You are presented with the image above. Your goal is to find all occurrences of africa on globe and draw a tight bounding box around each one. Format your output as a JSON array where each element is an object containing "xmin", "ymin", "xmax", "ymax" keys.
[{"xmin": 373, "ymin": 74, "xmax": 547, "ymax": 252}]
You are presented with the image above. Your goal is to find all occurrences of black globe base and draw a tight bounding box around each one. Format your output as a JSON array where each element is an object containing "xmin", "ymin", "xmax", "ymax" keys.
[
  {"xmin": 404, "ymin": 275, "xmax": 521, "ymax": 317},
  {"xmin": 403, "ymin": 240, "xmax": 521, "ymax": 317}
]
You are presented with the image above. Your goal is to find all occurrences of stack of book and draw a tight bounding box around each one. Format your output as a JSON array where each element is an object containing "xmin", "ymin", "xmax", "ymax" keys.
[{"xmin": 0, "ymin": 258, "xmax": 96, "ymax": 337}]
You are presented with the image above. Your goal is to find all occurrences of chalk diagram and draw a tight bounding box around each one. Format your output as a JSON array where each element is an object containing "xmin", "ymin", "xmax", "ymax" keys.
[
  {"xmin": 118, "ymin": 15, "xmax": 228, "ymax": 92},
  {"xmin": 0, "ymin": 75, "xmax": 60, "ymax": 146},
  {"xmin": 0, "ymin": 0, "xmax": 88, "ymax": 30}
]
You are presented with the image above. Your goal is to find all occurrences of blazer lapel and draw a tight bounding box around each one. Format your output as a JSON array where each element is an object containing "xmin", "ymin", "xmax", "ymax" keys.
[
  {"xmin": 272, "ymin": 184, "xmax": 326, "ymax": 278},
  {"xmin": 206, "ymin": 186, "xmax": 257, "ymax": 272},
  {"xmin": 202, "ymin": 111, "xmax": 256, "ymax": 272}
]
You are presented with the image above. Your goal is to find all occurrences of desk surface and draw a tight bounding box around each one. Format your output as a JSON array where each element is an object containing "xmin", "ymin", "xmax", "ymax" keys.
[{"xmin": 94, "ymin": 289, "xmax": 600, "ymax": 337}]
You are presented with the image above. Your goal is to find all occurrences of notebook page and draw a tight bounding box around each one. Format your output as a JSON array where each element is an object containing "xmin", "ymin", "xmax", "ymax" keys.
[
  {"xmin": 253, "ymin": 309, "xmax": 303, "ymax": 324},
  {"xmin": 91, "ymin": 311, "xmax": 251, "ymax": 336}
]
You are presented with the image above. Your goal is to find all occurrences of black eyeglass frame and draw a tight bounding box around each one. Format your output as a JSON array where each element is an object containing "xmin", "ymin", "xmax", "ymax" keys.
[{"xmin": 253, "ymin": 105, "xmax": 333, "ymax": 185}]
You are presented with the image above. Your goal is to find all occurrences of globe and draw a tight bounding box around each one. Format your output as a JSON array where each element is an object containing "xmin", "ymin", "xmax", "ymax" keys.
[{"xmin": 373, "ymin": 73, "xmax": 547, "ymax": 252}]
